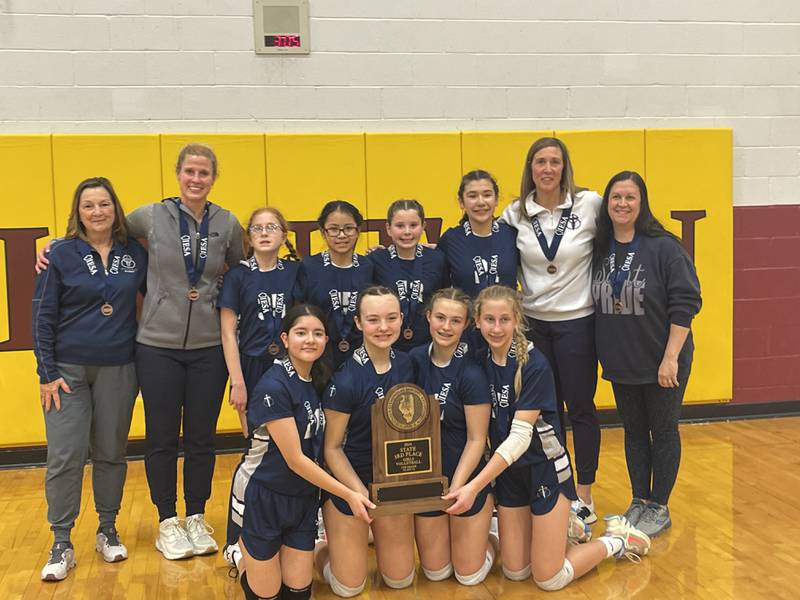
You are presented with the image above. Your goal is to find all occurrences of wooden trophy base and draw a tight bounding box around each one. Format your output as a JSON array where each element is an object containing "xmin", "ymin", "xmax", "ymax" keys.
[{"xmin": 368, "ymin": 476, "xmax": 455, "ymax": 517}]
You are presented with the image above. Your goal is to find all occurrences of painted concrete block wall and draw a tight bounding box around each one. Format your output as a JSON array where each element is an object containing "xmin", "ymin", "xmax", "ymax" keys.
[{"xmin": 1, "ymin": 1, "xmax": 799, "ymax": 207}]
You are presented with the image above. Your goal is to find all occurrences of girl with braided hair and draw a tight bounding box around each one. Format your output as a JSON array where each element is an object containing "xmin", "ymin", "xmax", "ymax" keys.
[{"xmin": 444, "ymin": 285, "xmax": 651, "ymax": 591}]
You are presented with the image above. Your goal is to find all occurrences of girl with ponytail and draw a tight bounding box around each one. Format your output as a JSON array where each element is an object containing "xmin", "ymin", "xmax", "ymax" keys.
[
  {"xmin": 444, "ymin": 285, "xmax": 651, "ymax": 592},
  {"xmin": 218, "ymin": 206, "xmax": 302, "ymax": 569}
]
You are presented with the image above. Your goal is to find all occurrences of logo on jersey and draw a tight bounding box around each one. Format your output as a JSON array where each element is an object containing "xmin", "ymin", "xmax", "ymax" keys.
[
  {"xmin": 120, "ymin": 254, "xmax": 136, "ymax": 273},
  {"xmin": 263, "ymin": 394, "xmax": 273, "ymax": 408},
  {"xmin": 328, "ymin": 384, "xmax": 336, "ymax": 398},
  {"xmin": 566, "ymin": 213, "xmax": 582, "ymax": 230}
]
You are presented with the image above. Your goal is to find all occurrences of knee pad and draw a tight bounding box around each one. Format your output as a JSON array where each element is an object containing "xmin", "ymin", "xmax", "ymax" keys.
[
  {"xmin": 240, "ymin": 572, "xmax": 280, "ymax": 600},
  {"xmin": 502, "ymin": 563, "xmax": 531, "ymax": 581},
  {"xmin": 323, "ymin": 562, "xmax": 366, "ymax": 598},
  {"xmin": 455, "ymin": 548, "xmax": 495, "ymax": 586},
  {"xmin": 534, "ymin": 559, "xmax": 575, "ymax": 592},
  {"xmin": 381, "ymin": 569, "xmax": 415, "ymax": 589},
  {"xmin": 280, "ymin": 583, "xmax": 312, "ymax": 600},
  {"xmin": 421, "ymin": 562, "xmax": 453, "ymax": 581}
]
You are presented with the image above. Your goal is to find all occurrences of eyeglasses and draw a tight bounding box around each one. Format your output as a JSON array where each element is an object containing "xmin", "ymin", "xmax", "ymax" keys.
[
  {"xmin": 323, "ymin": 225, "xmax": 359, "ymax": 237},
  {"xmin": 249, "ymin": 223, "xmax": 284, "ymax": 234}
]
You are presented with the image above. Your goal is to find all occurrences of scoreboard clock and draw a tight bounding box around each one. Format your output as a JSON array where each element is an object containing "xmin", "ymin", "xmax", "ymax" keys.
[{"xmin": 253, "ymin": 0, "xmax": 310, "ymax": 55}]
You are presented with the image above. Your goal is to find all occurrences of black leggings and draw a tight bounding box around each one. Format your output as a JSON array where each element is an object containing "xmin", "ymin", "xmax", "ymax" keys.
[
  {"xmin": 528, "ymin": 315, "xmax": 600, "ymax": 486},
  {"xmin": 136, "ymin": 343, "xmax": 228, "ymax": 520},
  {"xmin": 612, "ymin": 371, "xmax": 689, "ymax": 506}
]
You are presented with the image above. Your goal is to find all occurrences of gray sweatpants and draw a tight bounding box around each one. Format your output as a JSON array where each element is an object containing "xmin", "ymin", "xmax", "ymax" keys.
[{"xmin": 43, "ymin": 362, "xmax": 138, "ymax": 542}]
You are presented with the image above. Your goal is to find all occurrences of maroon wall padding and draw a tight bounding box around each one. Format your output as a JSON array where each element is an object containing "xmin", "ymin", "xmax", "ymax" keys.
[{"xmin": 733, "ymin": 205, "xmax": 800, "ymax": 403}]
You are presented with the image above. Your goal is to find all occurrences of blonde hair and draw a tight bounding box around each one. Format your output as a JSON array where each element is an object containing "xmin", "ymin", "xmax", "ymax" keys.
[
  {"xmin": 474, "ymin": 285, "xmax": 529, "ymax": 397},
  {"xmin": 245, "ymin": 207, "xmax": 299, "ymax": 261},
  {"xmin": 175, "ymin": 143, "xmax": 219, "ymax": 179}
]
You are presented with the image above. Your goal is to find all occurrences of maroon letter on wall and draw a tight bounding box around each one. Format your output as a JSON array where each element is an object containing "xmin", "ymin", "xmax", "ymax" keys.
[{"xmin": 670, "ymin": 210, "xmax": 706, "ymax": 261}]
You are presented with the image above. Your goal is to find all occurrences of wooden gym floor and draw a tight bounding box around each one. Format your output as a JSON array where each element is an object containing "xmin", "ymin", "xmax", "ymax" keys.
[{"xmin": 1, "ymin": 417, "xmax": 798, "ymax": 599}]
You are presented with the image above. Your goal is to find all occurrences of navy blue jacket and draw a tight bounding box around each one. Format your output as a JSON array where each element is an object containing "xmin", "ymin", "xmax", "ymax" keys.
[{"xmin": 32, "ymin": 237, "xmax": 147, "ymax": 383}]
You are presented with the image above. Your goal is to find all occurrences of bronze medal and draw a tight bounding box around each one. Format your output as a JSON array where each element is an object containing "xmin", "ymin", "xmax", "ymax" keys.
[
  {"xmin": 187, "ymin": 287, "xmax": 200, "ymax": 301},
  {"xmin": 614, "ymin": 300, "xmax": 623, "ymax": 314},
  {"xmin": 403, "ymin": 328, "xmax": 414, "ymax": 340},
  {"xmin": 100, "ymin": 303, "xmax": 114, "ymax": 317},
  {"xmin": 338, "ymin": 339, "xmax": 350, "ymax": 353},
  {"xmin": 267, "ymin": 343, "xmax": 280, "ymax": 356},
  {"xmin": 547, "ymin": 264, "xmax": 557, "ymax": 275}
]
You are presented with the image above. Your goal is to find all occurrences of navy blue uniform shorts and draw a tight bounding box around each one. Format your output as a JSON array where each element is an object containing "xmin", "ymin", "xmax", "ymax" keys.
[
  {"xmin": 322, "ymin": 463, "xmax": 371, "ymax": 516},
  {"xmin": 496, "ymin": 460, "xmax": 578, "ymax": 516},
  {"xmin": 240, "ymin": 483, "xmax": 318, "ymax": 561},
  {"xmin": 417, "ymin": 483, "xmax": 492, "ymax": 518}
]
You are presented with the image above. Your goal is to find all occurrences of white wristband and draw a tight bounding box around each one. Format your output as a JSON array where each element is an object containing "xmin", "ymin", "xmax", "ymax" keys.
[{"xmin": 495, "ymin": 418, "xmax": 534, "ymax": 466}]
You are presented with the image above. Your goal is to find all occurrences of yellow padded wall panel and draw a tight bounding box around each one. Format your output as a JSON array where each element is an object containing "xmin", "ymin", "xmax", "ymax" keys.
[
  {"xmin": 645, "ymin": 129, "xmax": 733, "ymax": 403},
  {"xmin": 266, "ymin": 133, "xmax": 367, "ymax": 256},
  {"xmin": 160, "ymin": 134, "xmax": 267, "ymax": 226},
  {"xmin": 52, "ymin": 135, "xmax": 163, "ymax": 233},
  {"xmin": 556, "ymin": 130, "xmax": 646, "ymax": 197},
  {"xmin": 0, "ymin": 135, "xmax": 55, "ymax": 445},
  {"xmin": 557, "ymin": 130, "xmax": 646, "ymax": 409},
  {"xmin": 365, "ymin": 133, "xmax": 462, "ymax": 242},
  {"xmin": 461, "ymin": 130, "xmax": 554, "ymax": 213}
]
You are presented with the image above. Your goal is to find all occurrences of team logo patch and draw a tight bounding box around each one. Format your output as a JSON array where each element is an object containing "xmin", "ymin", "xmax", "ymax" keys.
[
  {"xmin": 263, "ymin": 394, "xmax": 273, "ymax": 408},
  {"xmin": 121, "ymin": 254, "xmax": 137, "ymax": 273},
  {"xmin": 566, "ymin": 214, "xmax": 582, "ymax": 230}
]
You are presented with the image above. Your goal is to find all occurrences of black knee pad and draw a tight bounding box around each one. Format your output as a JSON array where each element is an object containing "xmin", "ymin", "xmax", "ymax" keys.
[
  {"xmin": 241, "ymin": 572, "xmax": 280, "ymax": 600},
  {"xmin": 280, "ymin": 583, "xmax": 312, "ymax": 600}
]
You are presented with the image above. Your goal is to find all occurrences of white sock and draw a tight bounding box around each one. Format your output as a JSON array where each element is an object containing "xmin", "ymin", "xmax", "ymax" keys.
[{"xmin": 599, "ymin": 536, "xmax": 623, "ymax": 558}]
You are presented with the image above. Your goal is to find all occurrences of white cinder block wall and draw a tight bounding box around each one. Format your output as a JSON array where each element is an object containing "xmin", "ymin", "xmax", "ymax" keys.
[{"xmin": 1, "ymin": 0, "xmax": 799, "ymax": 206}]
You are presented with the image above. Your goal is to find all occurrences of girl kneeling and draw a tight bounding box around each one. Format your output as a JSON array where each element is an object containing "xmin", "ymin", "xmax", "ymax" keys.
[{"xmin": 445, "ymin": 285, "xmax": 650, "ymax": 592}]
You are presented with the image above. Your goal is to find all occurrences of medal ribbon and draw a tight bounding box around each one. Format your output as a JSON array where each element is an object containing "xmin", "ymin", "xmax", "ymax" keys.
[
  {"xmin": 608, "ymin": 236, "xmax": 641, "ymax": 302},
  {"xmin": 389, "ymin": 244, "xmax": 424, "ymax": 335},
  {"xmin": 463, "ymin": 220, "xmax": 501, "ymax": 289},
  {"xmin": 324, "ymin": 251, "xmax": 359, "ymax": 342},
  {"xmin": 530, "ymin": 205, "xmax": 573, "ymax": 265},
  {"xmin": 81, "ymin": 241, "xmax": 120, "ymax": 310},
  {"xmin": 176, "ymin": 199, "xmax": 210, "ymax": 290},
  {"xmin": 251, "ymin": 257, "xmax": 286, "ymax": 352}
]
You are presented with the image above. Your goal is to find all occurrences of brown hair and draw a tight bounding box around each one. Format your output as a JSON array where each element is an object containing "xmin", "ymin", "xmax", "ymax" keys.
[
  {"xmin": 474, "ymin": 285, "xmax": 529, "ymax": 396},
  {"xmin": 65, "ymin": 177, "xmax": 129, "ymax": 245},
  {"xmin": 245, "ymin": 207, "xmax": 299, "ymax": 261},
  {"xmin": 426, "ymin": 287, "xmax": 472, "ymax": 325},
  {"xmin": 175, "ymin": 143, "xmax": 219, "ymax": 179},
  {"xmin": 281, "ymin": 304, "xmax": 331, "ymax": 395},
  {"xmin": 386, "ymin": 199, "xmax": 425, "ymax": 223},
  {"xmin": 517, "ymin": 137, "xmax": 583, "ymax": 221},
  {"xmin": 355, "ymin": 285, "xmax": 400, "ymax": 319}
]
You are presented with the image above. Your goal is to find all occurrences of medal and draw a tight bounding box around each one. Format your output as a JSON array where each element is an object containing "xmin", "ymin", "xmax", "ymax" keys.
[
  {"xmin": 614, "ymin": 300, "xmax": 623, "ymax": 314},
  {"xmin": 267, "ymin": 342, "xmax": 280, "ymax": 356},
  {"xmin": 547, "ymin": 264, "xmax": 557, "ymax": 274},
  {"xmin": 338, "ymin": 339, "xmax": 350, "ymax": 353},
  {"xmin": 403, "ymin": 328, "xmax": 414, "ymax": 340},
  {"xmin": 100, "ymin": 303, "xmax": 114, "ymax": 316},
  {"xmin": 187, "ymin": 287, "xmax": 200, "ymax": 301}
]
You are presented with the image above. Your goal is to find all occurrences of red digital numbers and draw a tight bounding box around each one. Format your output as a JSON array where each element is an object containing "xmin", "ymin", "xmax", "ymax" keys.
[{"xmin": 265, "ymin": 34, "xmax": 301, "ymax": 48}]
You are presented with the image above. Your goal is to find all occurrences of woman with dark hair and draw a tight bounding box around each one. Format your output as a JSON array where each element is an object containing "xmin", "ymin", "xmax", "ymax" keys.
[
  {"xmin": 315, "ymin": 286, "xmax": 416, "ymax": 597},
  {"xmin": 368, "ymin": 199, "xmax": 447, "ymax": 351},
  {"xmin": 499, "ymin": 137, "xmax": 603, "ymax": 526},
  {"xmin": 438, "ymin": 171, "xmax": 518, "ymax": 299},
  {"xmin": 218, "ymin": 206, "xmax": 302, "ymax": 570},
  {"xmin": 592, "ymin": 171, "xmax": 701, "ymax": 538},
  {"xmin": 33, "ymin": 177, "xmax": 147, "ymax": 581},
  {"xmin": 237, "ymin": 304, "xmax": 373, "ymax": 600},
  {"xmin": 297, "ymin": 200, "xmax": 374, "ymax": 368}
]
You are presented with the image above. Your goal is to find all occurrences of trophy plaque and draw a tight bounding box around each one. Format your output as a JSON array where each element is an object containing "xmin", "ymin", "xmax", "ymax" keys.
[{"xmin": 369, "ymin": 383, "xmax": 453, "ymax": 516}]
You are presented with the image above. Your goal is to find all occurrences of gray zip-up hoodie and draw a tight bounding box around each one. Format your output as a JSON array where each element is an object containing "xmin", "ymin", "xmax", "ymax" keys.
[{"xmin": 127, "ymin": 198, "xmax": 244, "ymax": 350}]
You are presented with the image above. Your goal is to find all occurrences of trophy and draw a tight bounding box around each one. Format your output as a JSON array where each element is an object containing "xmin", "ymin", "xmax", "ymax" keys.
[{"xmin": 369, "ymin": 383, "xmax": 453, "ymax": 516}]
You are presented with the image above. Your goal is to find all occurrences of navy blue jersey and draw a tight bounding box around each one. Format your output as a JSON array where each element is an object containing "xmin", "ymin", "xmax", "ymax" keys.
[
  {"xmin": 297, "ymin": 251, "xmax": 374, "ymax": 367},
  {"xmin": 217, "ymin": 257, "xmax": 301, "ymax": 358},
  {"xmin": 368, "ymin": 245, "xmax": 447, "ymax": 351},
  {"xmin": 323, "ymin": 347, "xmax": 414, "ymax": 478},
  {"xmin": 247, "ymin": 357, "xmax": 325, "ymax": 496},
  {"xmin": 32, "ymin": 237, "xmax": 147, "ymax": 383},
  {"xmin": 437, "ymin": 220, "xmax": 519, "ymax": 298},
  {"xmin": 410, "ymin": 342, "xmax": 491, "ymax": 480},
  {"xmin": 482, "ymin": 341, "xmax": 567, "ymax": 466}
]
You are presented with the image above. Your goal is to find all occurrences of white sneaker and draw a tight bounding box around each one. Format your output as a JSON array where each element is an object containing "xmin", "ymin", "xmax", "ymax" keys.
[
  {"xmin": 568, "ymin": 506, "xmax": 592, "ymax": 544},
  {"xmin": 572, "ymin": 497, "xmax": 597, "ymax": 524},
  {"xmin": 603, "ymin": 514, "xmax": 651, "ymax": 562},
  {"xmin": 223, "ymin": 542, "xmax": 242, "ymax": 570},
  {"xmin": 185, "ymin": 513, "xmax": 218, "ymax": 555},
  {"xmin": 155, "ymin": 517, "xmax": 194, "ymax": 560},
  {"xmin": 96, "ymin": 527, "xmax": 128, "ymax": 562},
  {"xmin": 41, "ymin": 542, "xmax": 76, "ymax": 581}
]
